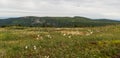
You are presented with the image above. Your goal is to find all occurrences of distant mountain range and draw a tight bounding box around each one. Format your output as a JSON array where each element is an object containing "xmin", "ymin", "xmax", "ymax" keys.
[{"xmin": 0, "ymin": 16, "xmax": 120, "ymax": 27}]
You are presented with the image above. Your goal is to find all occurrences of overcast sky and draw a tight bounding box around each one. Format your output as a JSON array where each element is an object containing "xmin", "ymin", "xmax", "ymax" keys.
[{"xmin": 0, "ymin": 0, "xmax": 120, "ymax": 19}]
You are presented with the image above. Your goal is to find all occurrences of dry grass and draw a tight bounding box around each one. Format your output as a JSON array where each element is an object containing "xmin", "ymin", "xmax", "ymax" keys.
[{"xmin": 0, "ymin": 25, "xmax": 120, "ymax": 58}]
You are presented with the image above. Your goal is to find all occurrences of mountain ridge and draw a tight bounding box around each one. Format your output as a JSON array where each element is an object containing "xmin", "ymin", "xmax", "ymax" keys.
[{"xmin": 0, "ymin": 16, "xmax": 120, "ymax": 27}]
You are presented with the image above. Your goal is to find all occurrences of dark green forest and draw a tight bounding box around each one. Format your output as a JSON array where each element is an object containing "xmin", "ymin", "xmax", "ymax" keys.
[{"xmin": 0, "ymin": 16, "xmax": 120, "ymax": 27}]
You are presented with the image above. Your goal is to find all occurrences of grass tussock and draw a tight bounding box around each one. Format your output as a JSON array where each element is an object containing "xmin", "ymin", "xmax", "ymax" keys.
[{"xmin": 0, "ymin": 25, "xmax": 120, "ymax": 58}]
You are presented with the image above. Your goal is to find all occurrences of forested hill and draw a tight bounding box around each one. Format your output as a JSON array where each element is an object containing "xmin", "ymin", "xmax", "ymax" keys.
[{"xmin": 0, "ymin": 16, "xmax": 120, "ymax": 27}]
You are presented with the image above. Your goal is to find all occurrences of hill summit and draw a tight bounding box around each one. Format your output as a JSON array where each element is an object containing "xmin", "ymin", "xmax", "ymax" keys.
[{"xmin": 0, "ymin": 16, "xmax": 119, "ymax": 27}]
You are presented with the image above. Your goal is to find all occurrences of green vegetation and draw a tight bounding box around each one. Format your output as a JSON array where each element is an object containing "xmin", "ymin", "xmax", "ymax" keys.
[
  {"xmin": 0, "ymin": 16, "xmax": 120, "ymax": 27},
  {"xmin": 0, "ymin": 25, "xmax": 120, "ymax": 58}
]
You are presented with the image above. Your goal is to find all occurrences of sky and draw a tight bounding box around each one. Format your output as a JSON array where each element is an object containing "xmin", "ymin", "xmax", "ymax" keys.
[{"xmin": 0, "ymin": 0, "xmax": 120, "ymax": 19}]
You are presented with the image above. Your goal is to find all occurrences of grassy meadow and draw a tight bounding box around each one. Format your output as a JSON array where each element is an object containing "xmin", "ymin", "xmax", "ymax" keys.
[{"xmin": 0, "ymin": 25, "xmax": 120, "ymax": 58}]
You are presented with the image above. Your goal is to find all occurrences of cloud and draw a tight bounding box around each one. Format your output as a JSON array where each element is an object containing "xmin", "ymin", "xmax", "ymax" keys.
[{"xmin": 0, "ymin": 0, "xmax": 120, "ymax": 19}]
